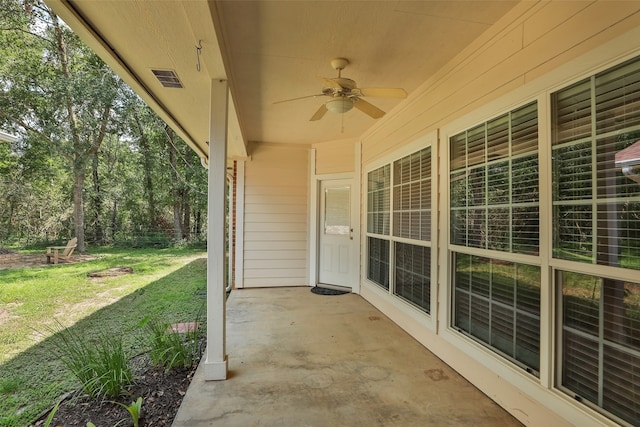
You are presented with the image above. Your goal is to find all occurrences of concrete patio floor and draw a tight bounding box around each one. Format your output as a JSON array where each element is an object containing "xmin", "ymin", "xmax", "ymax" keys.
[{"xmin": 172, "ymin": 287, "xmax": 523, "ymax": 427}]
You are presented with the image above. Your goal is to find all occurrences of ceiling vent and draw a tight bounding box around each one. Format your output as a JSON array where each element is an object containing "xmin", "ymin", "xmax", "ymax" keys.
[{"xmin": 151, "ymin": 69, "xmax": 183, "ymax": 88}]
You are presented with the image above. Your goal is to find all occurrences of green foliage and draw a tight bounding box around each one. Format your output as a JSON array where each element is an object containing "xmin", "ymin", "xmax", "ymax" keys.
[
  {"xmin": 0, "ymin": 247, "xmax": 206, "ymax": 426},
  {"xmin": 52, "ymin": 325, "xmax": 132, "ymax": 398},
  {"xmin": 0, "ymin": 0, "xmax": 209, "ymax": 247},
  {"xmin": 145, "ymin": 307, "xmax": 204, "ymax": 371},
  {"xmin": 113, "ymin": 396, "xmax": 143, "ymax": 427},
  {"xmin": 43, "ymin": 402, "xmax": 60, "ymax": 427}
]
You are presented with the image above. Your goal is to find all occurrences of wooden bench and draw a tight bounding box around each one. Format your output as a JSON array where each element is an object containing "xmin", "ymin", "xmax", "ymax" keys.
[{"xmin": 46, "ymin": 237, "xmax": 77, "ymax": 264}]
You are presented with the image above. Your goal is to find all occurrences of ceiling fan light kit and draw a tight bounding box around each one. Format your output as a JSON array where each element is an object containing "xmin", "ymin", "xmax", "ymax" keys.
[
  {"xmin": 274, "ymin": 57, "xmax": 407, "ymax": 121},
  {"xmin": 325, "ymin": 97, "xmax": 354, "ymax": 114}
]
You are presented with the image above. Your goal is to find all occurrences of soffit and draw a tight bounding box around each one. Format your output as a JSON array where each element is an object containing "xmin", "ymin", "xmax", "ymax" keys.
[{"xmin": 47, "ymin": 0, "xmax": 519, "ymax": 157}]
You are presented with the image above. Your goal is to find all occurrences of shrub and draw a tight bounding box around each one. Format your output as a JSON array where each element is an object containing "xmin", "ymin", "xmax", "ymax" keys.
[
  {"xmin": 52, "ymin": 326, "xmax": 132, "ymax": 398},
  {"xmin": 144, "ymin": 313, "xmax": 203, "ymax": 371}
]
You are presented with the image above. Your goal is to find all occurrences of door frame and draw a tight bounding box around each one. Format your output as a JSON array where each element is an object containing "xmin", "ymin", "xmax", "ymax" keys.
[{"xmin": 308, "ymin": 147, "xmax": 361, "ymax": 294}]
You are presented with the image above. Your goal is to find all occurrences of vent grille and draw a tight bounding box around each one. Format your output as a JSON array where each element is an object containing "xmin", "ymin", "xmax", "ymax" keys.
[{"xmin": 151, "ymin": 69, "xmax": 183, "ymax": 88}]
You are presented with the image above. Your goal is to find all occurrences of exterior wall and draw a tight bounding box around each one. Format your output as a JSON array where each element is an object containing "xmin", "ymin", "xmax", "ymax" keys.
[
  {"xmin": 357, "ymin": 2, "xmax": 640, "ymax": 427},
  {"xmin": 242, "ymin": 143, "xmax": 310, "ymax": 287},
  {"xmin": 361, "ymin": 1, "xmax": 640, "ymax": 163},
  {"xmin": 313, "ymin": 138, "xmax": 356, "ymax": 174}
]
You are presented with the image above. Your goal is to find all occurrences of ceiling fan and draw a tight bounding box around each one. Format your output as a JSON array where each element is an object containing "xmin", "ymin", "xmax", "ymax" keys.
[{"xmin": 274, "ymin": 58, "xmax": 407, "ymax": 121}]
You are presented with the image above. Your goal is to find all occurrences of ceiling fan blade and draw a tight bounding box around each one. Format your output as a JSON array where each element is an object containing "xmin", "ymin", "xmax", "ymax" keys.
[
  {"xmin": 354, "ymin": 98, "xmax": 385, "ymax": 119},
  {"xmin": 357, "ymin": 87, "xmax": 407, "ymax": 99},
  {"xmin": 318, "ymin": 76, "xmax": 342, "ymax": 90},
  {"xmin": 310, "ymin": 104, "xmax": 328, "ymax": 121},
  {"xmin": 274, "ymin": 93, "xmax": 324, "ymax": 104}
]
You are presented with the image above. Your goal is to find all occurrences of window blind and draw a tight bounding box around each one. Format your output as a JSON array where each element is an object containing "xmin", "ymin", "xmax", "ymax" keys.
[
  {"xmin": 367, "ymin": 165, "xmax": 390, "ymax": 235},
  {"xmin": 552, "ymin": 56, "xmax": 640, "ymax": 270},
  {"xmin": 393, "ymin": 147, "xmax": 431, "ymax": 241},
  {"xmin": 394, "ymin": 242, "xmax": 431, "ymax": 313},
  {"xmin": 560, "ymin": 271, "xmax": 640, "ymax": 426},
  {"xmin": 453, "ymin": 254, "xmax": 541, "ymax": 374},
  {"xmin": 450, "ymin": 101, "xmax": 539, "ymax": 254}
]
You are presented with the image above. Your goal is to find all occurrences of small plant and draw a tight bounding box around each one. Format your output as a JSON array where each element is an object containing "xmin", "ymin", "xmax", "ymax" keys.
[
  {"xmin": 114, "ymin": 396, "xmax": 143, "ymax": 427},
  {"xmin": 43, "ymin": 402, "xmax": 60, "ymax": 427},
  {"xmin": 143, "ymin": 309, "xmax": 204, "ymax": 371},
  {"xmin": 52, "ymin": 324, "xmax": 133, "ymax": 398}
]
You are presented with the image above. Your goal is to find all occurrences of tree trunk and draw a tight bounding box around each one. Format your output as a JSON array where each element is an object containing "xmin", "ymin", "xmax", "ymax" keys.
[
  {"xmin": 73, "ymin": 170, "xmax": 85, "ymax": 252},
  {"xmin": 182, "ymin": 189, "xmax": 191, "ymax": 240},
  {"xmin": 135, "ymin": 115, "xmax": 157, "ymax": 230},
  {"xmin": 110, "ymin": 198, "xmax": 118, "ymax": 243},
  {"xmin": 91, "ymin": 153, "xmax": 104, "ymax": 244},
  {"xmin": 168, "ymin": 136, "xmax": 182, "ymax": 240}
]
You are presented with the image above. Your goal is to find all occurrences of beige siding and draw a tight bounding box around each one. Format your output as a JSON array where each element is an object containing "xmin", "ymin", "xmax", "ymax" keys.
[
  {"xmin": 357, "ymin": 2, "xmax": 640, "ymax": 427},
  {"xmin": 361, "ymin": 1, "xmax": 640, "ymax": 163},
  {"xmin": 313, "ymin": 138, "xmax": 356, "ymax": 174},
  {"xmin": 242, "ymin": 143, "xmax": 309, "ymax": 287}
]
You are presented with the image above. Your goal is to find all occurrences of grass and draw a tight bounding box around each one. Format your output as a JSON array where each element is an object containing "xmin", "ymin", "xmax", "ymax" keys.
[{"xmin": 0, "ymin": 247, "xmax": 207, "ymax": 427}]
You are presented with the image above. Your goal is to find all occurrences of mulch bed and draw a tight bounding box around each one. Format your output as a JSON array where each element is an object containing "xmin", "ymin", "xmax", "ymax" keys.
[{"xmin": 34, "ymin": 352, "xmax": 201, "ymax": 427}]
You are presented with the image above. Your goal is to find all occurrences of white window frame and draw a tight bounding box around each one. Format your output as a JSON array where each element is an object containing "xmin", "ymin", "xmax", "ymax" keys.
[
  {"xmin": 437, "ymin": 31, "xmax": 640, "ymax": 426},
  {"xmin": 362, "ymin": 132, "xmax": 438, "ymax": 329}
]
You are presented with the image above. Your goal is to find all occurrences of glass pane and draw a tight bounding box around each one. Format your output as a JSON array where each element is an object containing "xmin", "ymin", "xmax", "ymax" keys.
[
  {"xmin": 394, "ymin": 242, "xmax": 430, "ymax": 313},
  {"xmin": 552, "ymin": 79, "xmax": 591, "ymax": 145},
  {"xmin": 367, "ymin": 237, "xmax": 389, "ymax": 290},
  {"xmin": 559, "ymin": 269, "xmax": 640, "ymax": 426},
  {"xmin": 553, "ymin": 142, "xmax": 592, "ymax": 201},
  {"xmin": 392, "ymin": 148, "xmax": 431, "ymax": 241},
  {"xmin": 553, "ymin": 204, "xmax": 593, "ymax": 262},
  {"xmin": 453, "ymin": 253, "xmax": 540, "ymax": 375},
  {"xmin": 324, "ymin": 187, "xmax": 350, "ymax": 235},
  {"xmin": 512, "ymin": 101, "xmax": 539, "ymax": 155}
]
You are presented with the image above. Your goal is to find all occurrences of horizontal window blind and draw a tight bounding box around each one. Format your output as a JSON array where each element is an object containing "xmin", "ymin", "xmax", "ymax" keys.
[
  {"xmin": 393, "ymin": 148, "xmax": 431, "ymax": 241},
  {"xmin": 367, "ymin": 165, "xmax": 390, "ymax": 235},
  {"xmin": 552, "ymin": 55, "xmax": 640, "ymax": 270},
  {"xmin": 395, "ymin": 242, "xmax": 430, "ymax": 313},
  {"xmin": 559, "ymin": 271, "xmax": 640, "ymax": 426},
  {"xmin": 453, "ymin": 254, "xmax": 541, "ymax": 374},
  {"xmin": 367, "ymin": 237, "xmax": 389, "ymax": 290},
  {"xmin": 367, "ymin": 148, "xmax": 432, "ymax": 310},
  {"xmin": 450, "ymin": 101, "xmax": 539, "ymax": 254}
]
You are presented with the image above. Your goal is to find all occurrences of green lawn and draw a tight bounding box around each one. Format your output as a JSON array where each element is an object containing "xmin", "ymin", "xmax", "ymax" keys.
[{"xmin": 0, "ymin": 247, "xmax": 207, "ymax": 427}]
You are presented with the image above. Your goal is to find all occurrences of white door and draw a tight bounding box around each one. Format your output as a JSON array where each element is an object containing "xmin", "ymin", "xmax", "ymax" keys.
[{"xmin": 318, "ymin": 179, "xmax": 355, "ymax": 289}]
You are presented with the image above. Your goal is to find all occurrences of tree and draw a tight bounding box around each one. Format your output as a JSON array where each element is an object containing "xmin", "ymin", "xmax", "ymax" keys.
[{"xmin": 0, "ymin": 0, "xmax": 123, "ymax": 251}]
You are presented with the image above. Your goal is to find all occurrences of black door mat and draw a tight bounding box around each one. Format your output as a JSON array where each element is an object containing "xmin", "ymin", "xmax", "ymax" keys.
[{"xmin": 311, "ymin": 286, "xmax": 349, "ymax": 296}]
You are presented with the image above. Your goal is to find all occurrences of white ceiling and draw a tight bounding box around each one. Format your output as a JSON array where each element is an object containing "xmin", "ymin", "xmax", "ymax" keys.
[{"xmin": 47, "ymin": 0, "xmax": 519, "ymax": 158}]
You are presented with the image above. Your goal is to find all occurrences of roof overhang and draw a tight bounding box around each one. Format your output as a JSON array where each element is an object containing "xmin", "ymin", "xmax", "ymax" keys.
[{"xmin": 45, "ymin": 0, "xmax": 247, "ymax": 162}]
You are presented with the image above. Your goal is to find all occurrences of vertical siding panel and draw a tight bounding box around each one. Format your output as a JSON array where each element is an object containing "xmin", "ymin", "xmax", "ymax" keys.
[{"xmin": 242, "ymin": 144, "xmax": 309, "ymax": 287}]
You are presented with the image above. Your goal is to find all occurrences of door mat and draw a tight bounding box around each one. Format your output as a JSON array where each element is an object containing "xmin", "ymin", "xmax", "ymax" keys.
[{"xmin": 311, "ymin": 286, "xmax": 349, "ymax": 296}]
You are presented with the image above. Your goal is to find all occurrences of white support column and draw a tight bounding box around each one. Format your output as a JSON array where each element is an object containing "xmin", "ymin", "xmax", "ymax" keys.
[{"xmin": 205, "ymin": 79, "xmax": 228, "ymax": 381}]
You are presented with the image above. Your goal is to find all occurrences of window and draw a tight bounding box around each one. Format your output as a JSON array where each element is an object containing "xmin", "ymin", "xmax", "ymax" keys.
[
  {"xmin": 450, "ymin": 101, "xmax": 539, "ymax": 254},
  {"xmin": 449, "ymin": 101, "xmax": 541, "ymax": 375},
  {"xmin": 558, "ymin": 271, "xmax": 640, "ymax": 426},
  {"xmin": 366, "ymin": 147, "xmax": 432, "ymax": 313},
  {"xmin": 454, "ymin": 255, "xmax": 541, "ymax": 373},
  {"xmin": 552, "ymin": 55, "xmax": 640, "ymax": 425},
  {"xmin": 552, "ymin": 56, "xmax": 640, "ymax": 268},
  {"xmin": 367, "ymin": 165, "xmax": 390, "ymax": 289}
]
